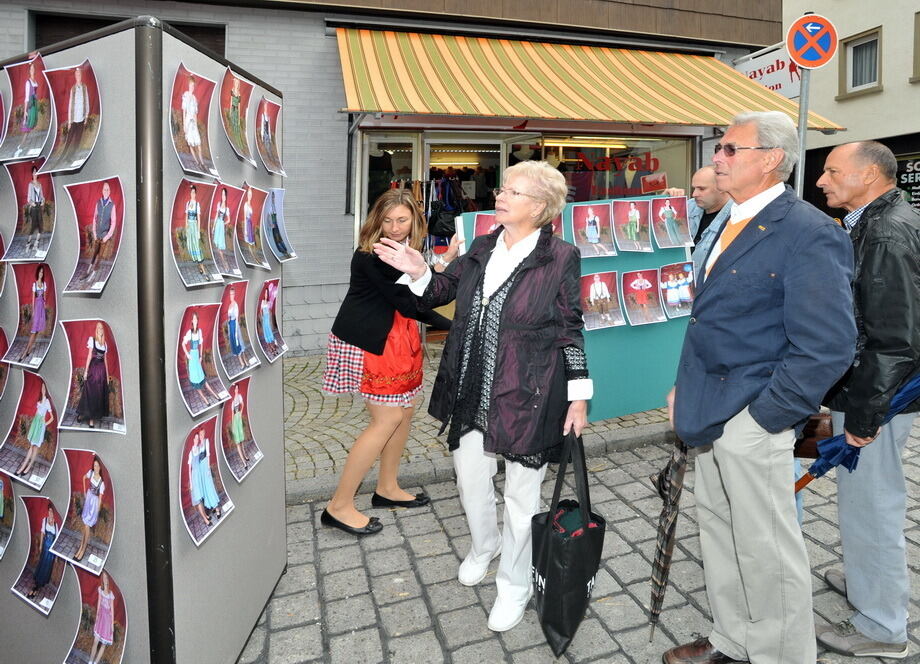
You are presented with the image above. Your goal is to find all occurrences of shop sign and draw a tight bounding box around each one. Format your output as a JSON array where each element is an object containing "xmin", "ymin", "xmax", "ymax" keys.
[
  {"xmin": 896, "ymin": 153, "xmax": 920, "ymax": 213},
  {"xmin": 734, "ymin": 44, "xmax": 801, "ymax": 100},
  {"xmin": 577, "ymin": 151, "xmax": 659, "ymax": 173}
]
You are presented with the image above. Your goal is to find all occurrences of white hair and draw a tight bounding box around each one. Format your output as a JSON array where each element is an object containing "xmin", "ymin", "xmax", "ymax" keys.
[
  {"xmin": 731, "ymin": 111, "xmax": 799, "ymax": 180},
  {"xmin": 503, "ymin": 160, "xmax": 568, "ymax": 227}
]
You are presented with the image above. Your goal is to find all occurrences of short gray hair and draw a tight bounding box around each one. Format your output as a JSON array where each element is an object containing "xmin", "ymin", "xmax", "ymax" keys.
[
  {"xmin": 503, "ymin": 160, "xmax": 568, "ymax": 227},
  {"xmin": 853, "ymin": 141, "xmax": 898, "ymax": 182},
  {"xmin": 731, "ymin": 111, "xmax": 799, "ymax": 180}
]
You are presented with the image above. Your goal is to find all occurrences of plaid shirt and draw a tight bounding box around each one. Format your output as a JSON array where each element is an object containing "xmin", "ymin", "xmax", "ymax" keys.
[{"xmin": 844, "ymin": 203, "xmax": 870, "ymax": 232}]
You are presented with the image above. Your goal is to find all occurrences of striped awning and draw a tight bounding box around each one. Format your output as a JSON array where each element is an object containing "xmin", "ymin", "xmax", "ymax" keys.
[{"xmin": 336, "ymin": 28, "xmax": 841, "ymax": 131}]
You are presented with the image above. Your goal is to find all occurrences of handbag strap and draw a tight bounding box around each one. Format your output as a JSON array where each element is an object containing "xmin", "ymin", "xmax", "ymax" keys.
[{"xmin": 545, "ymin": 433, "xmax": 593, "ymax": 527}]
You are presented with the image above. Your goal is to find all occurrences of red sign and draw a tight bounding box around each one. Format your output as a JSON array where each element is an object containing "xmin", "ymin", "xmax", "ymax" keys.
[{"xmin": 786, "ymin": 14, "xmax": 838, "ymax": 70}]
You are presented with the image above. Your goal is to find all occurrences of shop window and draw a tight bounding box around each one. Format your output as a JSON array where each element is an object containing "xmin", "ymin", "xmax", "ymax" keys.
[
  {"xmin": 837, "ymin": 28, "xmax": 882, "ymax": 99},
  {"xmin": 366, "ymin": 139, "xmax": 415, "ymax": 212},
  {"xmin": 33, "ymin": 12, "xmax": 226, "ymax": 55}
]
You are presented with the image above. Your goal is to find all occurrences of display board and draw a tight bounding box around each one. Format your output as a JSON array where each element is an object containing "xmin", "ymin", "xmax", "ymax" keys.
[
  {"xmin": 0, "ymin": 18, "xmax": 287, "ymax": 664},
  {"xmin": 460, "ymin": 196, "xmax": 690, "ymax": 422}
]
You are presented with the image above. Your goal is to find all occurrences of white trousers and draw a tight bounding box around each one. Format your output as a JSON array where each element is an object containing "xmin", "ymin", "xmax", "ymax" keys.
[{"xmin": 453, "ymin": 430, "xmax": 547, "ymax": 603}]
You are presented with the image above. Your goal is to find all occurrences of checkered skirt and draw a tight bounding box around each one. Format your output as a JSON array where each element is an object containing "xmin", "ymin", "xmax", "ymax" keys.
[{"xmin": 322, "ymin": 333, "xmax": 422, "ymax": 407}]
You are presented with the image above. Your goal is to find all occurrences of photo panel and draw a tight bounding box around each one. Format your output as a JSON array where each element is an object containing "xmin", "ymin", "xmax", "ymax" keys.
[
  {"xmin": 179, "ymin": 416, "xmax": 235, "ymax": 546},
  {"xmin": 0, "ymin": 473, "xmax": 14, "ymax": 559},
  {"xmin": 570, "ymin": 202, "xmax": 616, "ymax": 258},
  {"xmin": 0, "ymin": 55, "xmax": 52, "ymax": 162},
  {"xmin": 40, "ymin": 59, "xmax": 102, "ymax": 174},
  {"xmin": 169, "ymin": 178, "xmax": 223, "ymax": 288},
  {"xmin": 256, "ymin": 278, "xmax": 287, "ymax": 363},
  {"xmin": 220, "ymin": 376, "xmax": 263, "ymax": 482},
  {"xmin": 255, "ymin": 96, "xmax": 285, "ymax": 176},
  {"xmin": 612, "ymin": 200, "xmax": 653, "ymax": 253},
  {"xmin": 175, "ymin": 303, "xmax": 230, "ymax": 418},
  {"xmin": 659, "ymin": 261, "xmax": 696, "ymax": 319},
  {"xmin": 50, "ymin": 448, "xmax": 115, "ymax": 576},
  {"xmin": 235, "ymin": 183, "xmax": 270, "ymax": 269},
  {"xmin": 0, "ymin": 328, "xmax": 9, "ymax": 400},
  {"xmin": 2, "ymin": 158, "xmax": 56, "ymax": 262},
  {"xmin": 0, "ymin": 371, "xmax": 58, "ymax": 490},
  {"xmin": 63, "ymin": 176, "xmax": 125, "ymax": 294},
  {"xmin": 64, "ymin": 567, "xmax": 127, "ymax": 664},
  {"xmin": 208, "ymin": 182, "xmax": 245, "ymax": 278},
  {"xmin": 263, "ymin": 188, "xmax": 296, "ymax": 262},
  {"xmin": 169, "ymin": 63, "xmax": 219, "ymax": 178},
  {"xmin": 218, "ymin": 280, "xmax": 260, "ymax": 380},
  {"xmin": 651, "ymin": 196, "xmax": 692, "ymax": 248},
  {"xmin": 11, "ymin": 496, "xmax": 65, "ymax": 615},
  {"xmin": 473, "ymin": 212, "xmax": 498, "ymax": 238},
  {"xmin": 59, "ymin": 319, "xmax": 126, "ymax": 434},
  {"xmin": 3, "ymin": 262, "xmax": 57, "ymax": 370},
  {"xmin": 621, "ymin": 269, "xmax": 667, "ymax": 326},
  {"xmin": 218, "ymin": 68, "xmax": 255, "ymax": 165},
  {"xmin": 580, "ymin": 272, "xmax": 626, "ymax": 331}
]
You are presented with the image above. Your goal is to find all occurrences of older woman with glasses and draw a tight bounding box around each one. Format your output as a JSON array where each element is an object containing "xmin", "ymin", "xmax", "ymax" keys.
[{"xmin": 375, "ymin": 160, "xmax": 592, "ymax": 633}]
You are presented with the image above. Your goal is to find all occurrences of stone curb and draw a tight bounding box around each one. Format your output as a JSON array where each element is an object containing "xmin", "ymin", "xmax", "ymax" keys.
[{"xmin": 284, "ymin": 420, "xmax": 674, "ymax": 504}]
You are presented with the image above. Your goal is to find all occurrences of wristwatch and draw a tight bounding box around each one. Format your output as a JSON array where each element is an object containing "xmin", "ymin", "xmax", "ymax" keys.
[{"xmin": 436, "ymin": 256, "xmax": 451, "ymax": 267}]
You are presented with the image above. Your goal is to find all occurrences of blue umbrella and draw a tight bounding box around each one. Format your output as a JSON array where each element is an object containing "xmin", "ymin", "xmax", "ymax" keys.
[{"xmin": 796, "ymin": 372, "xmax": 920, "ymax": 493}]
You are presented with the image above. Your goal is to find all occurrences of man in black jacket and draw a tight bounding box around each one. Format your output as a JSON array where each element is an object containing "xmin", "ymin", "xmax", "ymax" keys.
[{"xmin": 817, "ymin": 141, "xmax": 920, "ymax": 659}]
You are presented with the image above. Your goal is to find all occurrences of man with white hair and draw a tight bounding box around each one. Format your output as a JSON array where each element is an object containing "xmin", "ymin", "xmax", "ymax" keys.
[{"xmin": 664, "ymin": 112, "xmax": 857, "ymax": 663}]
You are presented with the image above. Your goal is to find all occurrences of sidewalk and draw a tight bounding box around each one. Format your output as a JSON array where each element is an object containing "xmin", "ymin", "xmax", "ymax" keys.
[{"xmin": 241, "ymin": 355, "xmax": 920, "ymax": 663}]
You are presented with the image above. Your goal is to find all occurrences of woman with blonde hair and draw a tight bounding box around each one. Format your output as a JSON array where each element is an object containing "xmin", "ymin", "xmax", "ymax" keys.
[{"xmin": 321, "ymin": 188, "xmax": 452, "ymax": 536}]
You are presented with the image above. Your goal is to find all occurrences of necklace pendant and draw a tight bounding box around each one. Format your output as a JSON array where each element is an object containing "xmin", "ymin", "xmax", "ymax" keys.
[{"xmin": 481, "ymin": 296, "xmax": 489, "ymax": 307}]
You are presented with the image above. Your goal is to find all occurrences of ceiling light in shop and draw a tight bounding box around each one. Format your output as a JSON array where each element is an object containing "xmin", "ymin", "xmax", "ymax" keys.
[
  {"xmin": 431, "ymin": 161, "xmax": 480, "ymax": 166},
  {"xmin": 543, "ymin": 140, "xmax": 629, "ymax": 149}
]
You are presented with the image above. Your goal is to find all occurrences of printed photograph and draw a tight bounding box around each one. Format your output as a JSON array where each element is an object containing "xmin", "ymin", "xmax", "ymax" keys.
[
  {"xmin": 219, "ymin": 68, "xmax": 255, "ymax": 165},
  {"xmin": 0, "ymin": 371, "xmax": 58, "ymax": 490},
  {"xmin": 63, "ymin": 176, "xmax": 124, "ymax": 294},
  {"xmin": 50, "ymin": 448, "xmax": 115, "ymax": 576},
  {"xmin": 220, "ymin": 376, "xmax": 263, "ymax": 482},
  {"xmin": 659, "ymin": 261, "xmax": 696, "ymax": 319},
  {"xmin": 256, "ymin": 278, "xmax": 287, "ymax": 363},
  {"xmin": 0, "ymin": 235, "xmax": 6, "ymax": 293},
  {"xmin": 621, "ymin": 269, "xmax": 667, "ymax": 326},
  {"xmin": 570, "ymin": 202, "xmax": 616, "ymax": 258},
  {"xmin": 0, "ymin": 473, "xmax": 14, "ymax": 560},
  {"xmin": 40, "ymin": 59, "xmax": 102, "ymax": 174},
  {"xmin": 473, "ymin": 212, "xmax": 498, "ymax": 238},
  {"xmin": 612, "ymin": 200, "xmax": 653, "ymax": 253},
  {"xmin": 255, "ymin": 96, "xmax": 286, "ymax": 176},
  {"xmin": 580, "ymin": 272, "xmax": 626, "ymax": 331},
  {"xmin": 179, "ymin": 416, "xmax": 235, "ymax": 546},
  {"xmin": 175, "ymin": 303, "xmax": 230, "ymax": 418},
  {"xmin": 236, "ymin": 184, "xmax": 270, "ymax": 269},
  {"xmin": 64, "ymin": 567, "xmax": 127, "ymax": 664},
  {"xmin": 0, "ymin": 55, "xmax": 51, "ymax": 162},
  {"xmin": 2, "ymin": 158, "xmax": 55, "ymax": 262},
  {"xmin": 218, "ymin": 280, "xmax": 260, "ymax": 380},
  {"xmin": 0, "ymin": 328, "xmax": 9, "ymax": 400},
  {"xmin": 59, "ymin": 319, "xmax": 126, "ymax": 434},
  {"xmin": 263, "ymin": 188, "xmax": 296, "ymax": 262},
  {"xmin": 11, "ymin": 495, "xmax": 64, "ymax": 615},
  {"xmin": 169, "ymin": 63, "xmax": 219, "ymax": 178},
  {"xmin": 549, "ymin": 213, "xmax": 563, "ymax": 240},
  {"xmin": 651, "ymin": 197, "xmax": 692, "ymax": 248},
  {"xmin": 208, "ymin": 182, "xmax": 245, "ymax": 278},
  {"xmin": 169, "ymin": 178, "xmax": 223, "ymax": 287},
  {"xmin": 3, "ymin": 262, "xmax": 57, "ymax": 370}
]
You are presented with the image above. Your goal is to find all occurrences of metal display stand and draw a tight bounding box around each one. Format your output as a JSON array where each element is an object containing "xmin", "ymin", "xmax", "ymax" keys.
[{"xmin": 0, "ymin": 18, "xmax": 286, "ymax": 664}]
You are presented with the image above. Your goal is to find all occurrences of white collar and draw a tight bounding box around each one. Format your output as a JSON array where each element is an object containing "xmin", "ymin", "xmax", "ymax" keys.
[
  {"xmin": 730, "ymin": 182, "xmax": 785, "ymax": 223},
  {"xmin": 494, "ymin": 226, "xmax": 541, "ymax": 261}
]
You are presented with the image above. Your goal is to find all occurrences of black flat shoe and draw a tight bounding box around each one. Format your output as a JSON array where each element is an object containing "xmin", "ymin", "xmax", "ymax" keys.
[
  {"xmin": 371, "ymin": 492, "xmax": 431, "ymax": 508},
  {"xmin": 321, "ymin": 509, "xmax": 383, "ymax": 536}
]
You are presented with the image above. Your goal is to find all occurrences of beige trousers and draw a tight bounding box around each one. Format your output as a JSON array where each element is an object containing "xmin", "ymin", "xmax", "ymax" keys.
[{"xmin": 695, "ymin": 406, "xmax": 816, "ymax": 663}]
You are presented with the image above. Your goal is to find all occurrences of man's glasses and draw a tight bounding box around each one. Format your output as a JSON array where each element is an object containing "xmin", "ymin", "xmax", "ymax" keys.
[
  {"xmin": 493, "ymin": 187, "xmax": 540, "ymax": 200},
  {"xmin": 714, "ymin": 143, "xmax": 777, "ymax": 157}
]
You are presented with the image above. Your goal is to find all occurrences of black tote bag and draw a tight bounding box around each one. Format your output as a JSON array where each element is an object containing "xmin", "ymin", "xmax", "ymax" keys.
[{"xmin": 531, "ymin": 433, "xmax": 606, "ymax": 657}]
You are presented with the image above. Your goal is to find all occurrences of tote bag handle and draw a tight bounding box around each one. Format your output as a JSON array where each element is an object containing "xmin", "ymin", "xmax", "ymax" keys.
[{"xmin": 544, "ymin": 432, "xmax": 592, "ymax": 528}]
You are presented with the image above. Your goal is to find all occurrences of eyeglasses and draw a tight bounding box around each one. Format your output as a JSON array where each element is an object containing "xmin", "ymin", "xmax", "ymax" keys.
[
  {"xmin": 714, "ymin": 143, "xmax": 778, "ymax": 157},
  {"xmin": 492, "ymin": 187, "xmax": 540, "ymax": 200}
]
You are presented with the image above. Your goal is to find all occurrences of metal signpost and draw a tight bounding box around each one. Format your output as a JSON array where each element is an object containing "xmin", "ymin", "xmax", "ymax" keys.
[{"xmin": 785, "ymin": 13, "xmax": 838, "ymax": 195}]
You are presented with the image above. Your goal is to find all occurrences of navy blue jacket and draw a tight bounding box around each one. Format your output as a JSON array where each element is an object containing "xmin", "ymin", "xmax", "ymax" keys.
[{"xmin": 674, "ymin": 186, "xmax": 857, "ymax": 447}]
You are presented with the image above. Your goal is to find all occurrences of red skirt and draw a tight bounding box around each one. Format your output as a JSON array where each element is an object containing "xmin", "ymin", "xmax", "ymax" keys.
[{"xmin": 361, "ymin": 312, "xmax": 423, "ymax": 395}]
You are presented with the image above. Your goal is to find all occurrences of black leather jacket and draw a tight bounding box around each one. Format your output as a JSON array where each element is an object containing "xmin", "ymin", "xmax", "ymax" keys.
[{"xmin": 824, "ymin": 188, "xmax": 920, "ymax": 437}]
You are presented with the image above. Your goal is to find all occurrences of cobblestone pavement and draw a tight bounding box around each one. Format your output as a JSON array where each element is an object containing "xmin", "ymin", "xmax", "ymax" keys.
[{"xmin": 245, "ymin": 354, "xmax": 920, "ymax": 663}]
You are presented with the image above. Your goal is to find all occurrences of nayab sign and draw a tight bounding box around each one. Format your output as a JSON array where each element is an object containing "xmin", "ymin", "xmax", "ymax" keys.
[
  {"xmin": 734, "ymin": 44, "xmax": 802, "ymax": 100},
  {"xmin": 576, "ymin": 151, "xmax": 659, "ymax": 173}
]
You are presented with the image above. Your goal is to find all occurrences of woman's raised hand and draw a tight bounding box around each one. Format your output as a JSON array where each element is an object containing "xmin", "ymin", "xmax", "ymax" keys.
[{"xmin": 374, "ymin": 238, "xmax": 428, "ymax": 280}]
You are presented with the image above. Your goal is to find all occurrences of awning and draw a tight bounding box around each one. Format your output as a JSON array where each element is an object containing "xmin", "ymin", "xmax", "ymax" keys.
[{"xmin": 336, "ymin": 28, "xmax": 841, "ymax": 131}]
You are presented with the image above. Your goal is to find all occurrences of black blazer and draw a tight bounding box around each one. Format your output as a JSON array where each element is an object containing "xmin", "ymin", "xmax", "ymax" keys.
[{"xmin": 332, "ymin": 250, "xmax": 450, "ymax": 355}]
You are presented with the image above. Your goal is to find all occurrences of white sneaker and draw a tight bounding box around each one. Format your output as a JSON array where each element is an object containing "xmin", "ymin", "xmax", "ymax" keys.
[
  {"xmin": 457, "ymin": 539, "xmax": 501, "ymax": 586},
  {"xmin": 487, "ymin": 588, "xmax": 532, "ymax": 632}
]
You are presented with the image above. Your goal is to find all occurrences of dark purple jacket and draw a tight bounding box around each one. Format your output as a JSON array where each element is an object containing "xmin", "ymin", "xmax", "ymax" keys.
[{"xmin": 421, "ymin": 225, "xmax": 585, "ymax": 458}]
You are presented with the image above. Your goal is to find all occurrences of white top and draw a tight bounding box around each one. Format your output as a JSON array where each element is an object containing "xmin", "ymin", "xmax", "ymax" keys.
[
  {"xmin": 86, "ymin": 337, "xmax": 106, "ymax": 352},
  {"xmin": 183, "ymin": 328, "xmax": 203, "ymax": 345},
  {"xmin": 35, "ymin": 398, "xmax": 52, "ymax": 417},
  {"xmin": 181, "ymin": 91, "xmax": 197, "ymax": 120},
  {"xmin": 27, "ymin": 181, "xmax": 43, "ymax": 204},
  {"xmin": 40, "ymin": 517, "xmax": 57, "ymax": 535},
  {"xmin": 589, "ymin": 281, "xmax": 611, "ymax": 301},
  {"xmin": 84, "ymin": 470, "xmax": 105, "ymax": 496},
  {"xmin": 70, "ymin": 83, "xmax": 88, "ymax": 123},
  {"xmin": 227, "ymin": 301, "xmax": 239, "ymax": 320},
  {"xmin": 705, "ymin": 182, "xmax": 785, "ymax": 274},
  {"xmin": 232, "ymin": 392, "xmax": 244, "ymax": 410}
]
